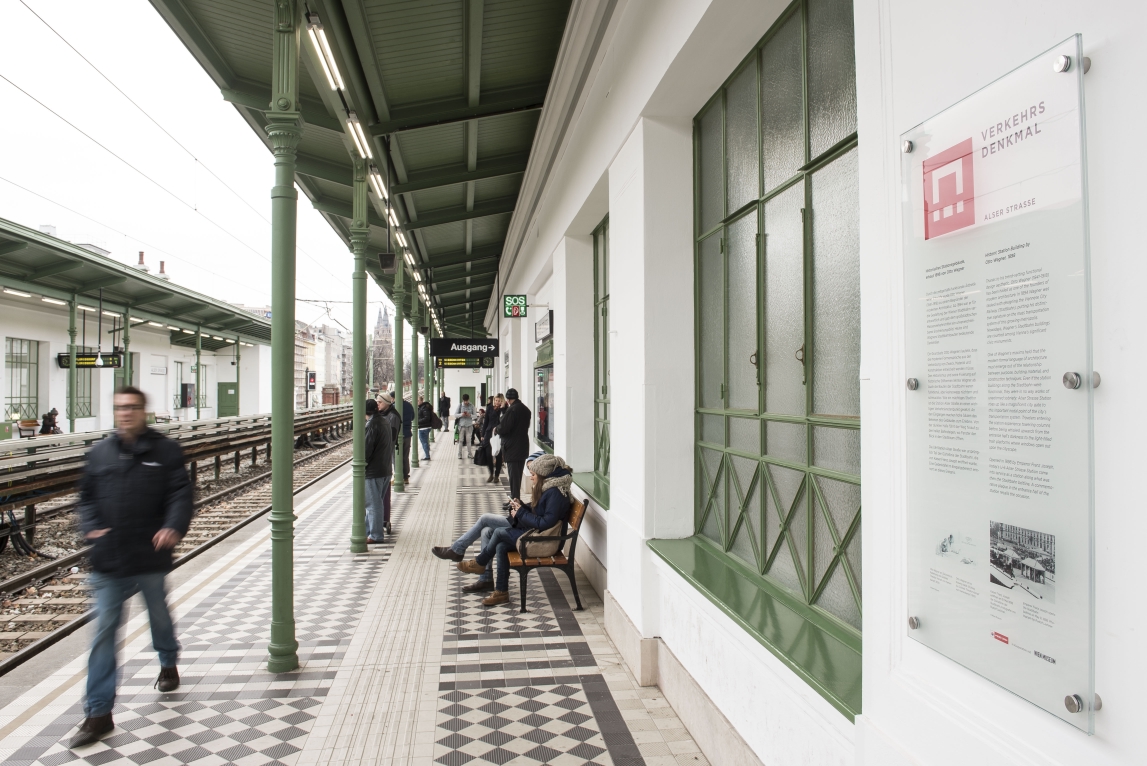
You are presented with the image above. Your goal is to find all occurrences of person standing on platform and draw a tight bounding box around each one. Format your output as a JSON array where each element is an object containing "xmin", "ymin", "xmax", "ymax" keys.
[
  {"xmin": 438, "ymin": 392, "xmax": 451, "ymax": 432},
  {"xmin": 455, "ymin": 393, "xmax": 475, "ymax": 460},
  {"xmin": 71, "ymin": 386, "xmax": 192, "ymax": 748},
  {"xmin": 364, "ymin": 398, "xmax": 394, "ymax": 543},
  {"xmin": 391, "ymin": 389, "xmax": 414, "ymax": 483},
  {"xmin": 497, "ymin": 388, "xmax": 532, "ymax": 502},
  {"xmin": 417, "ymin": 395, "xmax": 434, "ymax": 461},
  {"xmin": 483, "ymin": 394, "xmax": 505, "ymax": 484},
  {"xmin": 377, "ymin": 393, "xmax": 399, "ymax": 534}
]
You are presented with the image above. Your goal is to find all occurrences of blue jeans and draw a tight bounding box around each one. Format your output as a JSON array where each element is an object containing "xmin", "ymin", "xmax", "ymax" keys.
[
  {"xmin": 86, "ymin": 571, "xmax": 179, "ymax": 717},
  {"xmin": 476, "ymin": 527, "xmax": 517, "ymax": 592},
  {"xmin": 418, "ymin": 428, "xmax": 431, "ymax": 460},
  {"xmin": 365, "ymin": 476, "xmax": 391, "ymax": 540},
  {"xmin": 451, "ymin": 513, "xmax": 511, "ymax": 583}
]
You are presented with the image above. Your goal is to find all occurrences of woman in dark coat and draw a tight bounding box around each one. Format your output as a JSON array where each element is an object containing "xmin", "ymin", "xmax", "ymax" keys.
[
  {"xmin": 460, "ymin": 454, "xmax": 572, "ymax": 606},
  {"xmin": 481, "ymin": 394, "xmax": 505, "ymax": 483}
]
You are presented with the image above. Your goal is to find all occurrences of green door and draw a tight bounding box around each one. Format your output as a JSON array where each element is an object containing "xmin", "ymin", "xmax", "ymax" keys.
[
  {"xmin": 217, "ymin": 382, "xmax": 239, "ymax": 417},
  {"xmin": 459, "ymin": 386, "xmax": 476, "ymax": 412}
]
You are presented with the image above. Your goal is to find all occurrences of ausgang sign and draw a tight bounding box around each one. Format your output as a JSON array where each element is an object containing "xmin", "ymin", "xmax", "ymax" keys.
[{"xmin": 430, "ymin": 338, "xmax": 499, "ymax": 358}]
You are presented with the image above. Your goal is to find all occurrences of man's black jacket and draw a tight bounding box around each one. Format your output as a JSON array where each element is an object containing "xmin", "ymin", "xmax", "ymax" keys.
[
  {"xmin": 497, "ymin": 400, "xmax": 533, "ymax": 462},
  {"xmin": 79, "ymin": 428, "xmax": 193, "ymax": 577},
  {"xmin": 364, "ymin": 412, "xmax": 395, "ymax": 478}
]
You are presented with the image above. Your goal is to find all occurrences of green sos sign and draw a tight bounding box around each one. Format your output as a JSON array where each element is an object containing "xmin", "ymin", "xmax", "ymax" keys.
[{"xmin": 503, "ymin": 294, "xmax": 527, "ymax": 318}]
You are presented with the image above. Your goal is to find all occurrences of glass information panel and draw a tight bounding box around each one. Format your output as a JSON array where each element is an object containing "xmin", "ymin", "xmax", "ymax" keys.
[{"xmin": 902, "ymin": 35, "xmax": 1095, "ymax": 732}]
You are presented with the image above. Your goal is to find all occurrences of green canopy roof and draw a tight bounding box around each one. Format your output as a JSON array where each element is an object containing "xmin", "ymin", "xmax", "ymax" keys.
[
  {"xmin": 149, "ymin": 0, "xmax": 573, "ymax": 336},
  {"xmin": 0, "ymin": 217, "xmax": 270, "ymax": 350}
]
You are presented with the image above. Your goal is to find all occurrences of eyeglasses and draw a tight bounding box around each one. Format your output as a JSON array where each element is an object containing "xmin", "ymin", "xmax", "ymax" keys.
[{"xmin": 113, "ymin": 404, "xmax": 144, "ymax": 412}]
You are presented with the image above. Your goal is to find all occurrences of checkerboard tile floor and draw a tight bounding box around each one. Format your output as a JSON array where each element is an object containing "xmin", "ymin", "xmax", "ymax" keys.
[
  {"xmin": 2, "ymin": 472, "xmax": 421, "ymax": 766},
  {"xmin": 2, "ymin": 440, "xmax": 709, "ymax": 766}
]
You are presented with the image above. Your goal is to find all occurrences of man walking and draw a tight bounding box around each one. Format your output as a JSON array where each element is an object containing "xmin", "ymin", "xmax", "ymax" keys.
[
  {"xmin": 71, "ymin": 386, "xmax": 193, "ymax": 747},
  {"xmin": 497, "ymin": 388, "xmax": 532, "ymax": 502},
  {"xmin": 438, "ymin": 392, "xmax": 451, "ymax": 432},
  {"xmin": 455, "ymin": 393, "xmax": 475, "ymax": 460},
  {"xmin": 364, "ymin": 398, "xmax": 395, "ymax": 543}
]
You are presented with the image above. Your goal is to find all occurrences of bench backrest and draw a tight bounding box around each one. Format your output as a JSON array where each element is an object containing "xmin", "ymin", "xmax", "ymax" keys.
[{"xmin": 568, "ymin": 497, "xmax": 586, "ymax": 531}]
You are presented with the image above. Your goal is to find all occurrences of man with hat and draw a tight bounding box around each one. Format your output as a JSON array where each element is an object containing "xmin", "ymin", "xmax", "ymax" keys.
[
  {"xmin": 496, "ymin": 388, "xmax": 532, "ymax": 503},
  {"xmin": 364, "ymin": 397, "xmax": 395, "ymax": 542}
]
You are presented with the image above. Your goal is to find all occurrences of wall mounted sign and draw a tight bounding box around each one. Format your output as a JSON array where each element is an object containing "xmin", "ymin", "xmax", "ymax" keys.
[
  {"xmin": 431, "ymin": 338, "xmax": 499, "ymax": 357},
  {"xmin": 535, "ymin": 310, "xmax": 553, "ymax": 343},
  {"xmin": 150, "ymin": 366, "xmax": 167, "ymax": 375},
  {"xmin": 436, "ymin": 357, "xmax": 495, "ymax": 369},
  {"xmin": 902, "ymin": 35, "xmax": 1094, "ymax": 732},
  {"xmin": 56, "ymin": 352, "xmax": 122, "ymax": 369},
  {"xmin": 503, "ymin": 294, "xmax": 527, "ymax": 318}
]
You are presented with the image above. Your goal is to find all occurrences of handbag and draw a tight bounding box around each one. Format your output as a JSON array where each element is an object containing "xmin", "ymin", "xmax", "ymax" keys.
[
  {"xmin": 473, "ymin": 443, "xmax": 488, "ymax": 465},
  {"xmin": 517, "ymin": 522, "xmax": 564, "ymax": 558},
  {"xmin": 431, "ymin": 412, "xmax": 443, "ymax": 430}
]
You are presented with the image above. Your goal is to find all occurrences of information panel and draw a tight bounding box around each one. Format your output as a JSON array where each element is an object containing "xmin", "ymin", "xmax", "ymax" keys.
[{"xmin": 902, "ymin": 35, "xmax": 1095, "ymax": 732}]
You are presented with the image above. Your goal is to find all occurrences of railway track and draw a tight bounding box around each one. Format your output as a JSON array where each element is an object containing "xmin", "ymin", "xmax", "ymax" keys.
[{"xmin": 0, "ymin": 438, "xmax": 354, "ymax": 675}]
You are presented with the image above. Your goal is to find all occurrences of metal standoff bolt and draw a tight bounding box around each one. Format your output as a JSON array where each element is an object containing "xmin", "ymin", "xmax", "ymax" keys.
[
  {"xmin": 907, "ymin": 616, "xmax": 921, "ymax": 630},
  {"xmin": 901, "ymin": 140, "xmax": 914, "ymax": 154},
  {"xmin": 1092, "ymin": 371, "xmax": 1102, "ymax": 388},
  {"xmin": 1064, "ymin": 694, "xmax": 1085, "ymax": 714},
  {"xmin": 1062, "ymin": 372, "xmax": 1082, "ymax": 390},
  {"xmin": 1053, "ymin": 55, "xmax": 1072, "ymax": 73},
  {"xmin": 906, "ymin": 378, "xmax": 920, "ymax": 391}
]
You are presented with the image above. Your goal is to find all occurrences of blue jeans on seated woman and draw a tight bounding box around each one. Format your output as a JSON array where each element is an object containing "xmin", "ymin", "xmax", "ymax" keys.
[
  {"xmin": 475, "ymin": 526, "xmax": 518, "ymax": 592},
  {"xmin": 451, "ymin": 513, "xmax": 510, "ymax": 582}
]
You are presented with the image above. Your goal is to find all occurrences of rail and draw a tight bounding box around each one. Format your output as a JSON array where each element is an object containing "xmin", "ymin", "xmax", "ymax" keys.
[{"xmin": 0, "ymin": 404, "xmax": 354, "ymax": 516}]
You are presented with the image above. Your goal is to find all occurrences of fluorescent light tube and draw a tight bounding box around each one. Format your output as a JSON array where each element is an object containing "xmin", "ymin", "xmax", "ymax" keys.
[
  {"xmin": 3, "ymin": 288, "xmax": 31, "ymax": 297},
  {"xmin": 182, "ymin": 329, "xmax": 194, "ymax": 334},
  {"xmin": 149, "ymin": 321, "xmax": 164, "ymax": 327},
  {"xmin": 78, "ymin": 305, "xmax": 96, "ymax": 311},
  {"xmin": 346, "ymin": 112, "xmax": 372, "ymax": 159},
  {"xmin": 102, "ymin": 310, "xmax": 118, "ymax": 317},
  {"xmin": 316, "ymin": 28, "xmax": 345, "ymax": 90},
  {"xmin": 212, "ymin": 336, "xmax": 224, "ymax": 341},
  {"xmin": 41, "ymin": 297, "xmax": 66, "ymax": 305},
  {"xmin": 225, "ymin": 339, "xmax": 236, "ymax": 343},
  {"xmin": 167, "ymin": 325, "xmax": 180, "ymax": 330}
]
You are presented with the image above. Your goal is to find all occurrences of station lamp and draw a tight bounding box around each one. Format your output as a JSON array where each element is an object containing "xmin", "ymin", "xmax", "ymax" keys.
[
  {"xmin": 3, "ymin": 288, "xmax": 31, "ymax": 297},
  {"xmin": 368, "ymin": 165, "xmax": 387, "ymax": 201},
  {"xmin": 148, "ymin": 321, "xmax": 164, "ymax": 327},
  {"xmin": 41, "ymin": 297, "xmax": 66, "ymax": 305},
  {"xmin": 305, "ymin": 13, "xmax": 345, "ymax": 91},
  {"xmin": 346, "ymin": 112, "xmax": 372, "ymax": 160}
]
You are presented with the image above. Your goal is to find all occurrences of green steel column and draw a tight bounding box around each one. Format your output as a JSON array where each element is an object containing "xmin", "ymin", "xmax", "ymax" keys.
[
  {"xmin": 410, "ymin": 301, "xmax": 420, "ymax": 469},
  {"xmin": 393, "ymin": 264, "xmax": 406, "ymax": 493},
  {"xmin": 195, "ymin": 328, "xmax": 202, "ymax": 420},
  {"xmin": 266, "ymin": 0, "xmax": 303, "ymax": 675},
  {"xmin": 122, "ymin": 310, "xmax": 132, "ymax": 388},
  {"xmin": 67, "ymin": 298, "xmax": 77, "ymax": 433},
  {"xmin": 349, "ymin": 158, "xmax": 369, "ymax": 553},
  {"xmin": 428, "ymin": 324, "xmax": 435, "ymax": 443}
]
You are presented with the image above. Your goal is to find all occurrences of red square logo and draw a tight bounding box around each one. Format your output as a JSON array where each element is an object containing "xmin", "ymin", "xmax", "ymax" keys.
[{"xmin": 923, "ymin": 138, "xmax": 976, "ymax": 240}]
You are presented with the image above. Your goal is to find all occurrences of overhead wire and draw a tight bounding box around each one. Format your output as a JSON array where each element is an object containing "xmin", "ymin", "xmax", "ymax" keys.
[{"xmin": 11, "ymin": 0, "xmax": 349, "ymax": 284}]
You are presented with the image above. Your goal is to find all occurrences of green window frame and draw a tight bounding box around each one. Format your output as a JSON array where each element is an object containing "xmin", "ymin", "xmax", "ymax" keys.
[
  {"xmin": 4, "ymin": 337, "xmax": 40, "ymax": 421},
  {"xmin": 656, "ymin": 0, "xmax": 862, "ymax": 717},
  {"xmin": 593, "ymin": 216, "xmax": 610, "ymax": 486}
]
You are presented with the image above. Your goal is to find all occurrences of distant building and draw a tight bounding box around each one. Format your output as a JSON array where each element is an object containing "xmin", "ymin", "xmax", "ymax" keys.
[{"xmin": 370, "ymin": 308, "xmax": 395, "ymax": 392}]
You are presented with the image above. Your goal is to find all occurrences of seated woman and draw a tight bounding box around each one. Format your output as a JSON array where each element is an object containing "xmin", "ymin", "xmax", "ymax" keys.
[{"xmin": 458, "ymin": 454, "xmax": 572, "ymax": 606}]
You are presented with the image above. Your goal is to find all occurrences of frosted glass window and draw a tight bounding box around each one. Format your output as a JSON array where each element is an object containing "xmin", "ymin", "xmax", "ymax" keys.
[{"xmin": 693, "ymin": 0, "xmax": 860, "ymax": 634}]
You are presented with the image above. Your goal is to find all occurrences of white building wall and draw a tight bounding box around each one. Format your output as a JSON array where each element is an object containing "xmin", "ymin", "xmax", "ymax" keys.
[
  {"xmin": 1, "ymin": 296, "xmax": 271, "ymax": 432},
  {"xmin": 854, "ymin": 1, "xmax": 1147, "ymax": 764}
]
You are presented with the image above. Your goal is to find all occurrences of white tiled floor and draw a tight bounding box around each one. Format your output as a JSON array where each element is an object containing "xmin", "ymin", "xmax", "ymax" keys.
[{"xmin": 0, "ymin": 436, "xmax": 706, "ymax": 766}]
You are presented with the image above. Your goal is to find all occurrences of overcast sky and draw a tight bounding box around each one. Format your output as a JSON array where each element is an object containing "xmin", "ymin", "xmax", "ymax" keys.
[{"xmin": 0, "ymin": 0, "xmax": 392, "ymax": 335}]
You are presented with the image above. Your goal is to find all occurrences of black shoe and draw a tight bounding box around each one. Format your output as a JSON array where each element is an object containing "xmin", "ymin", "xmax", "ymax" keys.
[
  {"xmin": 432, "ymin": 546, "xmax": 464, "ymax": 562},
  {"xmin": 155, "ymin": 666, "xmax": 179, "ymax": 693},
  {"xmin": 69, "ymin": 714, "xmax": 114, "ymax": 748},
  {"xmin": 463, "ymin": 580, "xmax": 495, "ymax": 593},
  {"xmin": 385, "ymin": 521, "xmax": 392, "ymax": 534}
]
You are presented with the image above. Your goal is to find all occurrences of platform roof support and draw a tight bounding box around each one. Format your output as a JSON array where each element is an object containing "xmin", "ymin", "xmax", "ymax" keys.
[
  {"xmin": 393, "ymin": 262, "xmax": 406, "ymax": 494},
  {"xmin": 350, "ymin": 158, "xmax": 369, "ymax": 554},
  {"xmin": 67, "ymin": 298, "xmax": 77, "ymax": 433},
  {"xmin": 411, "ymin": 301, "xmax": 420, "ymax": 470},
  {"xmin": 267, "ymin": 0, "xmax": 302, "ymax": 676}
]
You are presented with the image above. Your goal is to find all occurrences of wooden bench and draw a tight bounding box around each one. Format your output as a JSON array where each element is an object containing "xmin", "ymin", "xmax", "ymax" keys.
[
  {"xmin": 507, "ymin": 497, "xmax": 586, "ymax": 614},
  {"xmin": 16, "ymin": 420, "xmax": 38, "ymax": 438}
]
